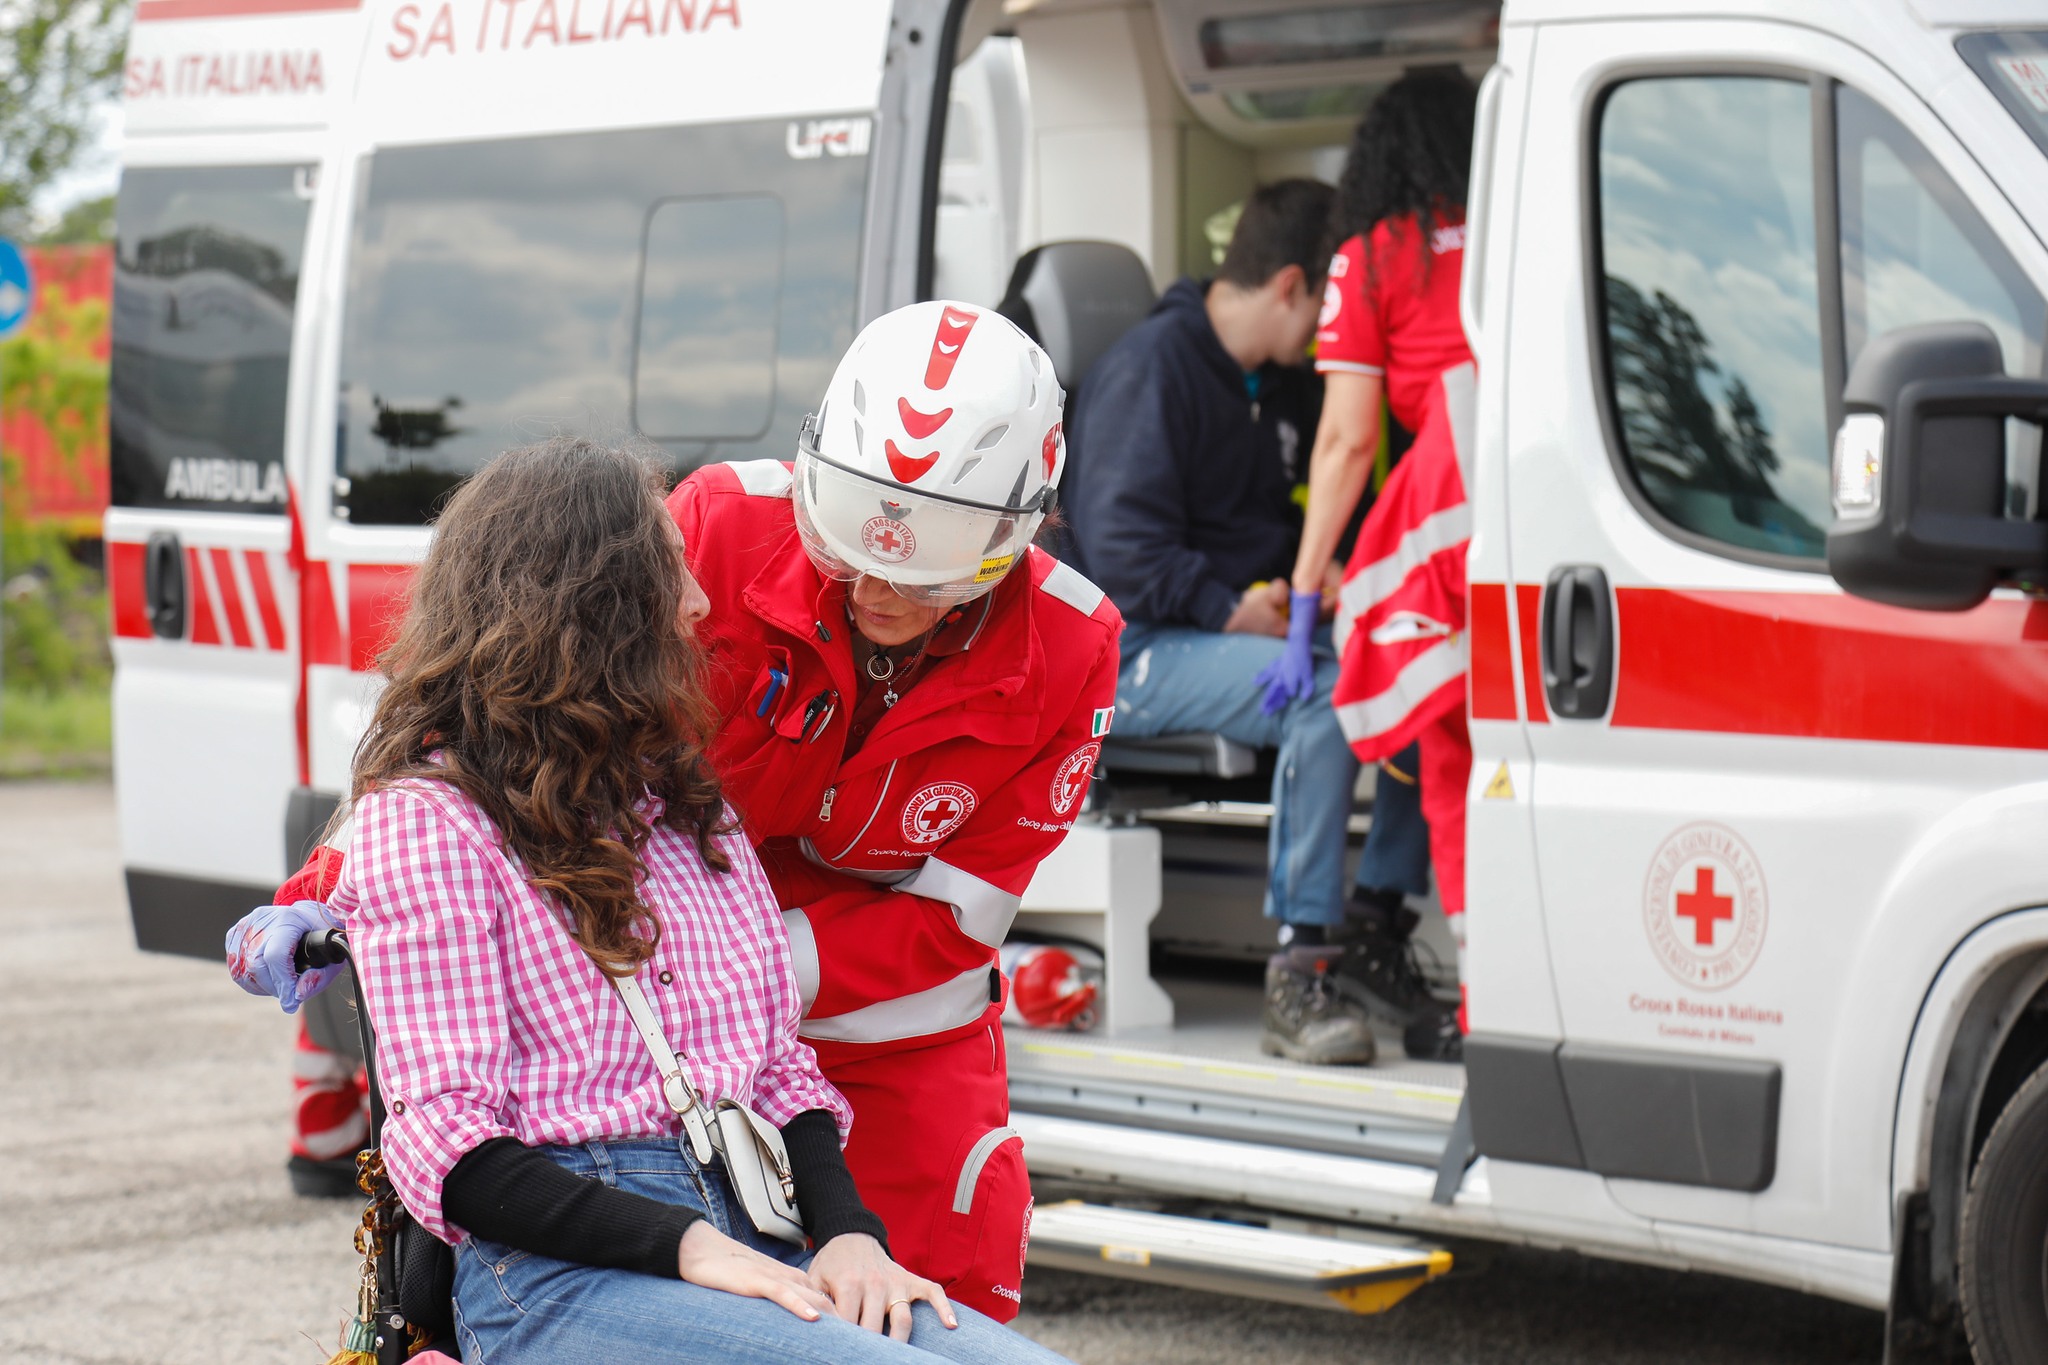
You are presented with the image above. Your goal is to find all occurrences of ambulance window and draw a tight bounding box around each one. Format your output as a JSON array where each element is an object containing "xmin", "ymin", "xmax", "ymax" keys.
[
  {"xmin": 1596, "ymin": 77, "xmax": 1830, "ymax": 561},
  {"xmin": 1836, "ymin": 84, "xmax": 2046, "ymax": 520},
  {"xmin": 634, "ymin": 196, "xmax": 783, "ymax": 441},
  {"xmin": 337, "ymin": 119, "xmax": 864, "ymax": 525},
  {"xmin": 109, "ymin": 165, "xmax": 312, "ymax": 515}
]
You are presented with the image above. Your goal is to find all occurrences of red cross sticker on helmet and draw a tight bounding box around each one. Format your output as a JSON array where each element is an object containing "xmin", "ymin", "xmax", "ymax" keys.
[{"xmin": 924, "ymin": 306, "xmax": 979, "ymax": 390}]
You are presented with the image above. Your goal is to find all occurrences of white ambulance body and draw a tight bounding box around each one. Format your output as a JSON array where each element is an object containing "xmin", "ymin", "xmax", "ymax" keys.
[{"xmin": 107, "ymin": 0, "xmax": 2048, "ymax": 1358}]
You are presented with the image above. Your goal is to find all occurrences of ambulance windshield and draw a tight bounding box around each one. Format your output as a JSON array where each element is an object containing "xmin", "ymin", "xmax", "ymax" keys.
[
  {"xmin": 1959, "ymin": 32, "xmax": 2048, "ymax": 161},
  {"xmin": 335, "ymin": 116, "xmax": 867, "ymax": 525}
]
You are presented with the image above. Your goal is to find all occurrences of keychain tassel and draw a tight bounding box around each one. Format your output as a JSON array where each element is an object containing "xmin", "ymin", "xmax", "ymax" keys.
[{"xmin": 322, "ymin": 1320, "xmax": 377, "ymax": 1365}]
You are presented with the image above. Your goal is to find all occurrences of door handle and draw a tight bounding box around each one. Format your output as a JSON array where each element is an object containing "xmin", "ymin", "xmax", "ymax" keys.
[
  {"xmin": 1540, "ymin": 564, "xmax": 1614, "ymax": 720},
  {"xmin": 143, "ymin": 532, "xmax": 186, "ymax": 640}
]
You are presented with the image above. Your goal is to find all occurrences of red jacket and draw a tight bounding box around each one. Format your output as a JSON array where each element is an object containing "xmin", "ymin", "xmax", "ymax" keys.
[{"xmin": 669, "ymin": 460, "xmax": 1122, "ymax": 1056}]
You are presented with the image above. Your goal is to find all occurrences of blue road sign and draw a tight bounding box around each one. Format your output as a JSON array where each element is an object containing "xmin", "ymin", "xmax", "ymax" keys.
[{"xmin": 0, "ymin": 240, "xmax": 32, "ymax": 339}]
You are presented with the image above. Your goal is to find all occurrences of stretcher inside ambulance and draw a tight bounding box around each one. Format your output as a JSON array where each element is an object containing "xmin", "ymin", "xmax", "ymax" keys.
[{"xmin": 105, "ymin": 0, "xmax": 2048, "ymax": 1356}]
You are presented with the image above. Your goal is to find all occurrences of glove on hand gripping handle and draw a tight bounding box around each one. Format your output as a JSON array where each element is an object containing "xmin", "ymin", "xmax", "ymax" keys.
[
  {"xmin": 1255, "ymin": 591, "xmax": 1325, "ymax": 716},
  {"xmin": 225, "ymin": 900, "xmax": 345, "ymax": 1013}
]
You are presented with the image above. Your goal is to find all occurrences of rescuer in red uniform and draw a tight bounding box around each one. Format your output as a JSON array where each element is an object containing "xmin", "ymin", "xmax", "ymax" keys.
[{"xmin": 229, "ymin": 300, "xmax": 1121, "ymax": 1322}]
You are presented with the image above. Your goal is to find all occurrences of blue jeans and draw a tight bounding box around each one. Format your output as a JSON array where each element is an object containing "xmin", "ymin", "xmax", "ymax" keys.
[
  {"xmin": 1117, "ymin": 622, "xmax": 1359, "ymax": 927},
  {"xmin": 1355, "ymin": 741, "xmax": 1431, "ymax": 899},
  {"xmin": 450, "ymin": 1138, "xmax": 1071, "ymax": 1365}
]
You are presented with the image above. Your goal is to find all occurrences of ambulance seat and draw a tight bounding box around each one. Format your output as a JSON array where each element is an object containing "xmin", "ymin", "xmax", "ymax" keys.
[
  {"xmin": 995, "ymin": 240, "xmax": 1158, "ymax": 393},
  {"xmin": 997, "ymin": 241, "xmax": 1273, "ymax": 799}
]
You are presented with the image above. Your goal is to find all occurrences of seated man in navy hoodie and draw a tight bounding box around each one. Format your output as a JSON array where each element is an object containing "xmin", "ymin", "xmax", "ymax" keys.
[{"xmin": 1066, "ymin": 179, "xmax": 1381, "ymax": 1065}]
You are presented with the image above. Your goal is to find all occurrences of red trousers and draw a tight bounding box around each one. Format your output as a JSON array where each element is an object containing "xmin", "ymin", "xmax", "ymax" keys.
[{"xmin": 816, "ymin": 1018, "xmax": 1031, "ymax": 1323}]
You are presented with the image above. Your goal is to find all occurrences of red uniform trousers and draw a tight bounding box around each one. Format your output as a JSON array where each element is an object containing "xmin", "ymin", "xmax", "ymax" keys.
[{"xmin": 811, "ymin": 1013, "xmax": 1030, "ymax": 1324}]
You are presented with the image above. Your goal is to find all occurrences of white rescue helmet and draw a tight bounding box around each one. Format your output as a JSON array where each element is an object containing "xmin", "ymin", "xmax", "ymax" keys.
[{"xmin": 794, "ymin": 300, "xmax": 1065, "ymax": 604}]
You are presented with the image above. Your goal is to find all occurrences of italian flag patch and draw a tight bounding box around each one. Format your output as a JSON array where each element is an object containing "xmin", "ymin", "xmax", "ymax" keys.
[{"xmin": 1091, "ymin": 707, "xmax": 1114, "ymax": 737}]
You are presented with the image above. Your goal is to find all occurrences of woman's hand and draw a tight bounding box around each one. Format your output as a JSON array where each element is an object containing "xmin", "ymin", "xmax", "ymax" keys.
[
  {"xmin": 677, "ymin": 1220, "xmax": 837, "ymax": 1323},
  {"xmin": 805, "ymin": 1232, "xmax": 957, "ymax": 1341}
]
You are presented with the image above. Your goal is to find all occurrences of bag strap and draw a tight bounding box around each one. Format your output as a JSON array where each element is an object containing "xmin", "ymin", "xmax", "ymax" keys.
[{"xmin": 611, "ymin": 972, "xmax": 718, "ymax": 1164}]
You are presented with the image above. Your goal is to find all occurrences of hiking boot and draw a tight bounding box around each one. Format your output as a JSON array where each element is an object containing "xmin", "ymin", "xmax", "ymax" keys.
[
  {"xmin": 288, "ymin": 1152, "xmax": 362, "ymax": 1199},
  {"xmin": 1330, "ymin": 913, "xmax": 1439, "ymax": 1026},
  {"xmin": 1260, "ymin": 950, "xmax": 1377, "ymax": 1066},
  {"xmin": 1402, "ymin": 996, "xmax": 1464, "ymax": 1063}
]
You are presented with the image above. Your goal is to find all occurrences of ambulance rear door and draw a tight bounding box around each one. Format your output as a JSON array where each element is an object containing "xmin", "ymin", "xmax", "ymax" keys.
[
  {"xmin": 1489, "ymin": 10, "xmax": 2048, "ymax": 1270},
  {"xmin": 295, "ymin": 0, "xmax": 899, "ymax": 803},
  {"xmin": 104, "ymin": 0, "xmax": 361, "ymax": 955}
]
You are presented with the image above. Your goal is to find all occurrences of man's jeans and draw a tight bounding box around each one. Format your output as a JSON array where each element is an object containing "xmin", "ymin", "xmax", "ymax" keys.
[
  {"xmin": 1116, "ymin": 621, "xmax": 1364, "ymax": 927},
  {"xmin": 1355, "ymin": 741, "xmax": 1432, "ymax": 900},
  {"xmin": 450, "ymin": 1138, "xmax": 1070, "ymax": 1365}
]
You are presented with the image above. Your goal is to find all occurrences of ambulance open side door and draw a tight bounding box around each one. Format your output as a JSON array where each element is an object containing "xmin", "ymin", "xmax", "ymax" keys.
[{"xmin": 1486, "ymin": 13, "xmax": 2048, "ymax": 1263}]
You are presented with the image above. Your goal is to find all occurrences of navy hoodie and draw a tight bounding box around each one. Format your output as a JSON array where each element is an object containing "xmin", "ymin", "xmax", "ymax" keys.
[{"xmin": 1064, "ymin": 277, "xmax": 1321, "ymax": 632}]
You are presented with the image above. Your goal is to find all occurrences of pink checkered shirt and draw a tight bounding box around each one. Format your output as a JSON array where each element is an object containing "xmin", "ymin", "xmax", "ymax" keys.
[{"xmin": 330, "ymin": 777, "xmax": 853, "ymax": 1242}]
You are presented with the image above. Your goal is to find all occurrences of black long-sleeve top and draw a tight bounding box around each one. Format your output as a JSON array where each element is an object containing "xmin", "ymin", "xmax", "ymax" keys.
[{"xmin": 440, "ymin": 1108, "xmax": 889, "ymax": 1276}]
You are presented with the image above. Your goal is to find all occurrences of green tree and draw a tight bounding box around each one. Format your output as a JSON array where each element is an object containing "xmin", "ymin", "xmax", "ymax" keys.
[
  {"xmin": 0, "ymin": 0, "xmax": 128, "ymax": 240},
  {"xmin": 2, "ymin": 276, "xmax": 110, "ymax": 692},
  {"xmin": 40, "ymin": 190, "xmax": 111, "ymax": 243}
]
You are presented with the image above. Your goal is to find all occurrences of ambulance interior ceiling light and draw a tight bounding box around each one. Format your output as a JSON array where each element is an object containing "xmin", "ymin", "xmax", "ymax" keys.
[
  {"xmin": 1832, "ymin": 413, "xmax": 1885, "ymax": 517},
  {"xmin": 1195, "ymin": 1, "xmax": 1500, "ymax": 72},
  {"xmin": 1223, "ymin": 81, "xmax": 1386, "ymax": 123}
]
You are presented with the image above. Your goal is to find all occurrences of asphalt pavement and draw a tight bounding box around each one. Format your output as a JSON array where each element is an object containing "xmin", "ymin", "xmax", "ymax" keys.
[{"xmin": 0, "ymin": 779, "xmax": 1886, "ymax": 1364}]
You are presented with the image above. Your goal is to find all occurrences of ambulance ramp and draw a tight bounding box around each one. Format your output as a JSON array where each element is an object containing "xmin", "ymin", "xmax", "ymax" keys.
[
  {"xmin": 1027, "ymin": 1201, "xmax": 1452, "ymax": 1315},
  {"xmin": 1006, "ymin": 985, "xmax": 1465, "ymax": 1166}
]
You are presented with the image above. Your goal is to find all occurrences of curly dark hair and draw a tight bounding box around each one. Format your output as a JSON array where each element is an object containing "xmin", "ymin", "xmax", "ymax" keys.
[
  {"xmin": 352, "ymin": 436, "xmax": 731, "ymax": 977},
  {"xmin": 1334, "ymin": 67, "xmax": 1479, "ymax": 284}
]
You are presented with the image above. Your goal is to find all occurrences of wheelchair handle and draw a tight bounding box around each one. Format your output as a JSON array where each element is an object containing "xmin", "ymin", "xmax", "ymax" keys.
[{"xmin": 295, "ymin": 926, "xmax": 352, "ymax": 974}]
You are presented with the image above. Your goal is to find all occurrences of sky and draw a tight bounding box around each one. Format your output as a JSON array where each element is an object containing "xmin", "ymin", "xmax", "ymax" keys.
[{"xmin": 33, "ymin": 99, "xmax": 123, "ymax": 228}]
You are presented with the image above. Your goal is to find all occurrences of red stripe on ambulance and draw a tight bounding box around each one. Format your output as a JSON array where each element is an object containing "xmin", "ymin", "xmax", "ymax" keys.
[
  {"xmin": 135, "ymin": 0, "xmax": 360, "ymax": 22},
  {"xmin": 184, "ymin": 547, "xmax": 222, "ymax": 645},
  {"xmin": 1514, "ymin": 583, "xmax": 1548, "ymax": 724},
  {"xmin": 209, "ymin": 547, "xmax": 255, "ymax": 648},
  {"xmin": 108, "ymin": 542, "xmax": 151, "ymax": 640},
  {"xmin": 245, "ymin": 548, "xmax": 288, "ymax": 650},
  {"xmin": 1467, "ymin": 582, "xmax": 1516, "ymax": 722},
  {"xmin": 105, "ymin": 540, "xmax": 292, "ymax": 651},
  {"xmin": 1611, "ymin": 588, "xmax": 2048, "ymax": 751},
  {"xmin": 347, "ymin": 563, "xmax": 414, "ymax": 672}
]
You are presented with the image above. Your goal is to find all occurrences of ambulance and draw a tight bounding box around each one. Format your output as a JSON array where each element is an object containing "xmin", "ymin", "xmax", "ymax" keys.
[{"xmin": 104, "ymin": 0, "xmax": 2048, "ymax": 1359}]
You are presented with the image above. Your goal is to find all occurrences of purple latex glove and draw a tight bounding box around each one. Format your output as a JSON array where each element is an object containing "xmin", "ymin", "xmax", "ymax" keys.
[
  {"xmin": 1254, "ymin": 591, "xmax": 1324, "ymax": 715},
  {"xmin": 225, "ymin": 899, "xmax": 343, "ymax": 1013}
]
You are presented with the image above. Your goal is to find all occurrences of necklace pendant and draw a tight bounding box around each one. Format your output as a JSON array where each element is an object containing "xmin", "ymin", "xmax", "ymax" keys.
[{"xmin": 883, "ymin": 685, "xmax": 900, "ymax": 709}]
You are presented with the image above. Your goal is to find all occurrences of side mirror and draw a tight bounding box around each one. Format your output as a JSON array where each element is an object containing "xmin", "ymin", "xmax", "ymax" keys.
[{"xmin": 1826, "ymin": 321, "xmax": 2048, "ymax": 611}]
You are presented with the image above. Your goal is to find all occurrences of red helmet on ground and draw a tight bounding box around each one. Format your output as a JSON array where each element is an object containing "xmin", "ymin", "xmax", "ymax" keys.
[{"xmin": 1000, "ymin": 942, "xmax": 1100, "ymax": 1031}]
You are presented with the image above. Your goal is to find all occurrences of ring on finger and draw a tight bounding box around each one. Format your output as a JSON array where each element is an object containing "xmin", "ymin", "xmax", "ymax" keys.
[{"xmin": 888, "ymin": 1298, "xmax": 912, "ymax": 1311}]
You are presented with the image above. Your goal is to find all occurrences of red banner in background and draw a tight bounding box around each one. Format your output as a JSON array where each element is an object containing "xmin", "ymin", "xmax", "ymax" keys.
[{"xmin": 4, "ymin": 244, "xmax": 113, "ymax": 536}]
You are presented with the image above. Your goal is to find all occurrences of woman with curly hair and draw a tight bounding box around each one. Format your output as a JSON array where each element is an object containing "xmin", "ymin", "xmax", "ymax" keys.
[
  {"xmin": 328, "ymin": 437, "xmax": 1072, "ymax": 1364},
  {"xmin": 1257, "ymin": 68, "xmax": 1478, "ymax": 1065}
]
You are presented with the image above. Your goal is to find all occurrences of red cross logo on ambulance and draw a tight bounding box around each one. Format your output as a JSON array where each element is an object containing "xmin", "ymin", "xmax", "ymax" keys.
[
  {"xmin": 861, "ymin": 515, "xmax": 917, "ymax": 564},
  {"xmin": 1642, "ymin": 822, "xmax": 1769, "ymax": 991},
  {"xmin": 1049, "ymin": 742, "xmax": 1100, "ymax": 817},
  {"xmin": 903, "ymin": 782, "xmax": 977, "ymax": 845}
]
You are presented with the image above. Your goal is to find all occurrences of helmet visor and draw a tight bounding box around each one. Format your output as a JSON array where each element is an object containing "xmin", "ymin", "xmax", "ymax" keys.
[{"xmin": 792, "ymin": 418, "xmax": 1044, "ymax": 605}]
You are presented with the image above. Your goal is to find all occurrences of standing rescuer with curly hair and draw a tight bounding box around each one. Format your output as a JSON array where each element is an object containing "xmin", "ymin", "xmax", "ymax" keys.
[{"xmin": 1257, "ymin": 68, "xmax": 1479, "ymax": 1064}]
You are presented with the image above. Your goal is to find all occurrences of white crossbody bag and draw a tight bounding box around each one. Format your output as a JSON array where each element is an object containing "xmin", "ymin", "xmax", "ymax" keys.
[{"xmin": 611, "ymin": 972, "xmax": 808, "ymax": 1246}]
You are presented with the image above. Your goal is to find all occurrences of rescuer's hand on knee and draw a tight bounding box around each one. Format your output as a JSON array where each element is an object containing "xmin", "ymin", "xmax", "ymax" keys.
[
  {"xmin": 677, "ymin": 1220, "xmax": 836, "ymax": 1322},
  {"xmin": 806, "ymin": 1232, "xmax": 956, "ymax": 1339},
  {"xmin": 1224, "ymin": 579, "xmax": 1292, "ymax": 638},
  {"xmin": 224, "ymin": 900, "xmax": 342, "ymax": 1013}
]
